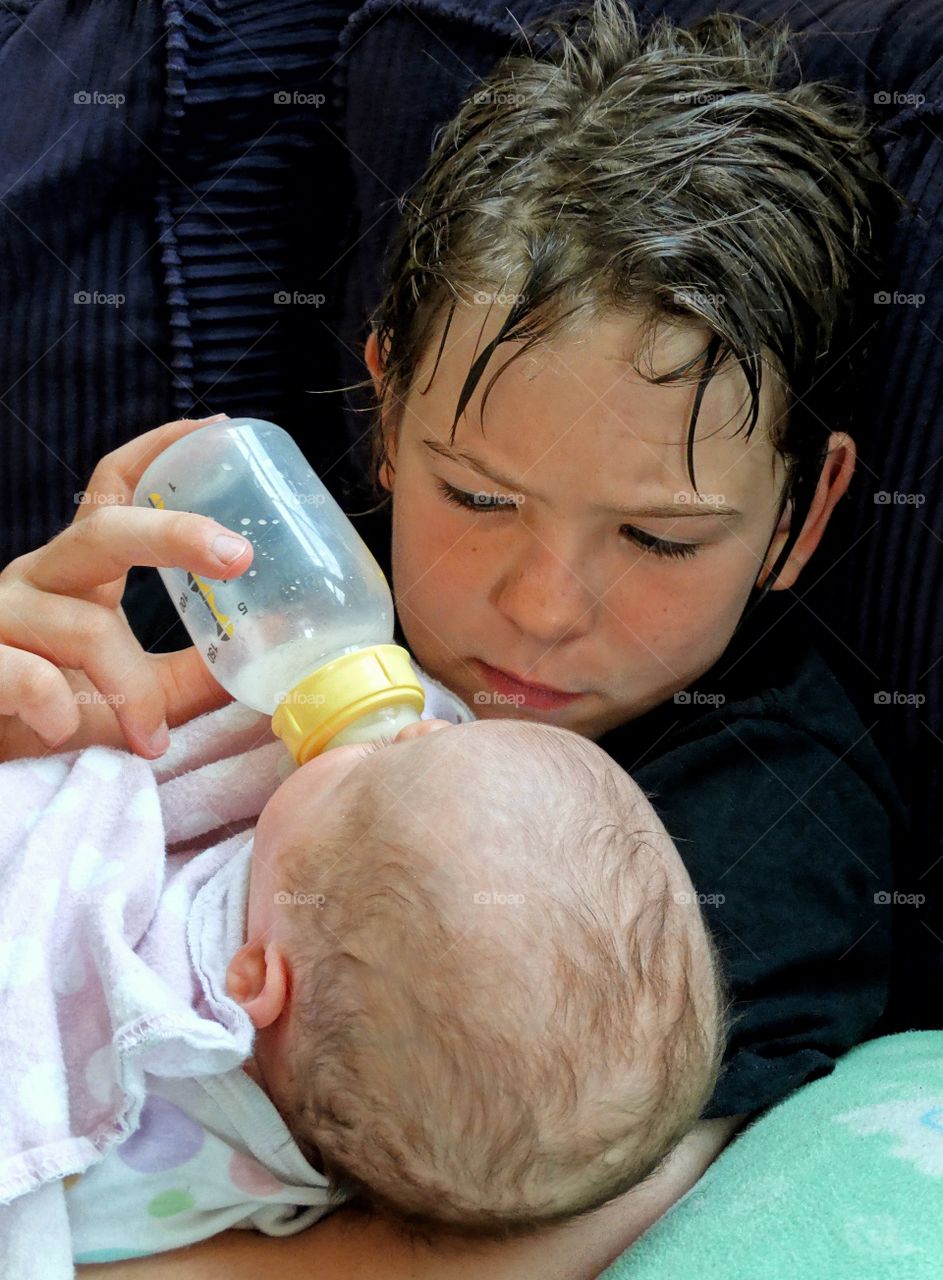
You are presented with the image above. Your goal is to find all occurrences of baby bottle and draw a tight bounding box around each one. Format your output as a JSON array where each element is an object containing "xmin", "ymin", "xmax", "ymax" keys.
[{"xmin": 132, "ymin": 417, "xmax": 424, "ymax": 763}]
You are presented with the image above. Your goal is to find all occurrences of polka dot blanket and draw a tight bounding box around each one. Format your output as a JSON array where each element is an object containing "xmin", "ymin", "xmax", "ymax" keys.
[
  {"xmin": 0, "ymin": 699, "xmax": 287, "ymax": 1276},
  {"xmin": 0, "ymin": 669, "xmax": 472, "ymax": 1277}
]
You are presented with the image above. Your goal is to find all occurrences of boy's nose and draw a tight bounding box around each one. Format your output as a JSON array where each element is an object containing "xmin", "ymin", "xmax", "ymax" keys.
[{"xmin": 492, "ymin": 539, "xmax": 595, "ymax": 646}]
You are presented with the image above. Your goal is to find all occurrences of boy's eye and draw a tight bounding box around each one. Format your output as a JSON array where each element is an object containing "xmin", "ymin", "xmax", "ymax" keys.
[
  {"xmin": 621, "ymin": 524, "xmax": 700, "ymax": 560},
  {"xmin": 437, "ymin": 478, "xmax": 701, "ymax": 559},
  {"xmin": 435, "ymin": 479, "xmax": 520, "ymax": 512}
]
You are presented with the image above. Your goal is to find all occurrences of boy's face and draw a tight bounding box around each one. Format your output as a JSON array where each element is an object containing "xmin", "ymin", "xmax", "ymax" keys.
[{"xmin": 367, "ymin": 306, "xmax": 843, "ymax": 741}]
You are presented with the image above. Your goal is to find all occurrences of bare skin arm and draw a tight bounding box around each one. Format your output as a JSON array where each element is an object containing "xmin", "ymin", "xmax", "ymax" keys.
[{"xmin": 77, "ymin": 1115, "xmax": 745, "ymax": 1280}]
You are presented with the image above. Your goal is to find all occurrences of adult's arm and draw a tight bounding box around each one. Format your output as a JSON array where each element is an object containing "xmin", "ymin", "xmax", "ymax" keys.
[{"xmin": 77, "ymin": 1115, "xmax": 744, "ymax": 1280}]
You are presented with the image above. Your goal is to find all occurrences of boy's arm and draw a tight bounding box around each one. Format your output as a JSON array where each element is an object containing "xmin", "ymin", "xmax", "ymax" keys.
[{"xmin": 77, "ymin": 1115, "xmax": 745, "ymax": 1280}]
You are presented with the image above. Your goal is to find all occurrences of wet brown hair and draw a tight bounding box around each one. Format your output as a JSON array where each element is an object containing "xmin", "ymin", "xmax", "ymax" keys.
[{"xmin": 363, "ymin": 0, "xmax": 906, "ymax": 626}]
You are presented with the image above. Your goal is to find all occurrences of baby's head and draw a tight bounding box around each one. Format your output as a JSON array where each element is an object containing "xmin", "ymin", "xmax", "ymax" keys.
[{"xmin": 229, "ymin": 719, "xmax": 726, "ymax": 1236}]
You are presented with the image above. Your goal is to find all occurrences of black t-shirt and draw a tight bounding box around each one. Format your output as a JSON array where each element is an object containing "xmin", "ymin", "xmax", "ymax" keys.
[{"xmin": 597, "ymin": 593, "xmax": 904, "ymax": 1119}]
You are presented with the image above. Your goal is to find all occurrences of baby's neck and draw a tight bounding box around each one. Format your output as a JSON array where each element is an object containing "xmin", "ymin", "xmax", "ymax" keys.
[{"xmin": 243, "ymin": 1049, "xmax": 327, "ymax": 1176}]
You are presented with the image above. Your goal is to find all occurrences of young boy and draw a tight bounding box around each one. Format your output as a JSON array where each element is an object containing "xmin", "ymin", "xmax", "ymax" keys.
[{"xmin": 360, "ymin": 0, "xmax": 905, "ymax": 1126}]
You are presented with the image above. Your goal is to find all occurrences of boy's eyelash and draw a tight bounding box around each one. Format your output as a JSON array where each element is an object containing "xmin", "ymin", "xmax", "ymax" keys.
[
  {"xmin": 436, "ymin": 479, "xmax": 520, "ymax": 513},
  {"xmin": 620, "ymin": 524, "xmax": 700, "ymax": 560},
  {"xmin": 435, "ymin": 478, "xmax": 701, "ymax": 560}
]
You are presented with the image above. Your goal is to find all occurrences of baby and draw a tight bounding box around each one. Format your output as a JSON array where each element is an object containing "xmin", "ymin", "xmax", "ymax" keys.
[
  {"xmin": 236, "ymin": 717, "xmax": 727, "ymax": 1236},
  {"xmin": 0, "ymin": 712, "xmax": 725, "ymax": 1269}
]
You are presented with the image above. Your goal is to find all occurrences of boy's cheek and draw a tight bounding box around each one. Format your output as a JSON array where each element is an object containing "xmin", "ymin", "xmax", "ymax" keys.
[
  {"xmin": 601, "ymin": 569, "xmax": 741, "ymax": 680},
  {"xmin": 395, "ymin": 502, "xmax": 482, "ymax": 599}
]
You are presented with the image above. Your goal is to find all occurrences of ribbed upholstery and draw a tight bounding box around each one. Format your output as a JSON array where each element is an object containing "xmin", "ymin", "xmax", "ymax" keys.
[
  {"xmin": 333, "ymin": 0, "xmax": 943, "ymax": 1022},
  {"xmin": 0, "ymin": 0, "xmax": 169, "ymax": 564},
  {"xmin": 156, "ymin": 0, "xmax": 356, "ymax": 465},
  {"xmin": 0, "ymin": 0, "xmax": 357, "ymax": 570}
]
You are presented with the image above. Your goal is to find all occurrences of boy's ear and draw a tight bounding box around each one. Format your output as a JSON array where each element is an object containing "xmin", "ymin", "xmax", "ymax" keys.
[
  {"xmin": 225, "ymin": 939, "xmax": 290, "ymax": 1030},
  {"xmin": 364, "ymin": 327, "xmax": 384, "ymax": 396},
  {"xmin": 364, "ymin": 328, "xmax": 397, "ymax": 494},
  {"xmin": 757, "ymin": 432, "xmax": 856, "ymax": 591}
]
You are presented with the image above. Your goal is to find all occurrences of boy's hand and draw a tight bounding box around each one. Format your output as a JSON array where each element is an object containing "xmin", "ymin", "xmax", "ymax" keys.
[{"xmin": 0, "ymin": 416, "xmax": 253, "ymax": 762}]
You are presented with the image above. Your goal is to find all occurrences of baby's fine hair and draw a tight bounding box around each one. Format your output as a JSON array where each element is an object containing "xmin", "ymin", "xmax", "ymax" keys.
[
  {"xmin": 277, "ymin": 720, "xmax": 728, "ymax": 1238},
  {"xmin": 365, "ymin": 0, "xmax": 906, "ymax": 612}
]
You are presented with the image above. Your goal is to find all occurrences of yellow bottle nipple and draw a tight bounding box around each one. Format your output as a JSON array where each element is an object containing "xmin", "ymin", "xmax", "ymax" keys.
[{"xmin": 270, "ymin": 643, "xmax": 424, "ymax": 764}]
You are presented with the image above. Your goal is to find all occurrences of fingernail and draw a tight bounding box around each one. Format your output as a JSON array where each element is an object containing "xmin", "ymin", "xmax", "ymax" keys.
[
  {"xmin": 149, "ymin": 722, "xmax": 171, "ymax": 755},
  {"xmin": 195, "ymin": 413, "xmax": 229, "ymax": 424},
  {"xmin": 213, "ymin": 532, "xmax": 249, "ymax": 563}
]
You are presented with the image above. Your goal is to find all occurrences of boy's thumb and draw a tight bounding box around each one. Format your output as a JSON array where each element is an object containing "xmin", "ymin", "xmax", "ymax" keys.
[{"xmin": 155, "ymin": 645, "xmax": 234, "ymax": 729}]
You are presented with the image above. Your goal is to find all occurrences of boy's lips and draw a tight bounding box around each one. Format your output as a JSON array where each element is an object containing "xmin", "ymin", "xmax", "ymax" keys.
[{"xmin": 473, "ymin": 659, "xmax": 585, "ymax": 710}]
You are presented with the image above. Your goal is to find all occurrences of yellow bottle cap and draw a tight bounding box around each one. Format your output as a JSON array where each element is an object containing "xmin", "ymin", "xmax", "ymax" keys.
[{"xmin": 270, "ymin": 643, "xmax": 424, "ymax": 765}]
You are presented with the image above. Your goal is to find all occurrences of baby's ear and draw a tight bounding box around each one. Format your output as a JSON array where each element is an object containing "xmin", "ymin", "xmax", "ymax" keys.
[{"xmin": 225, "ymin": 940, "xmax": 290, "ymax": 1029}]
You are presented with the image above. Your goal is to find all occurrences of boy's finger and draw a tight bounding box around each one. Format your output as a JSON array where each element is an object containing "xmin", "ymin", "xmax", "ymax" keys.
[
  {"xmin": 0, "ymin": 646, "xmax": 81, "ymax": 752},
  {"xmin": 74, "ymin": 415, "xmax": 229, "ymax": 520},
  {"xmin": 4, "ymin": 593, "xmax": 170, "ymax": 758},
  {"xmin": 151, "ymin": 646, "xmax": 235, "ymax": 729},
  {"xmin": 26, "ymin": 506, "xmax": 252, "ymax": 596}
]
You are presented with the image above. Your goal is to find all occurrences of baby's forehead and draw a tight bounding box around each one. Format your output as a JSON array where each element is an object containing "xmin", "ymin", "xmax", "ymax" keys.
[{"xmin": 319, "ymin": 721, "xmax": 694, "ymax": 943}]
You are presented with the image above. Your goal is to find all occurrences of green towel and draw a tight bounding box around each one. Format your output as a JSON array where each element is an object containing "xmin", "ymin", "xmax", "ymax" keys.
[{"xmin": 601, "ymin": 1032, "xmax": 943, "ymax": 1280}]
